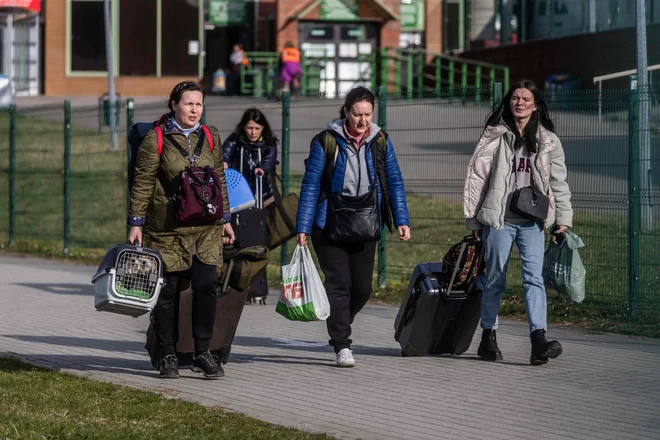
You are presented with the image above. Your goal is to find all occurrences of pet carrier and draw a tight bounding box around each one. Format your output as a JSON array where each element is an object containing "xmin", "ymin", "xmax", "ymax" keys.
[
  {"xmin": 226, "ymin": 167, "xmax": 256, "ymax": 214},
  {"xmin": 92, "ymin": 244, "xmax": 165, "ymax": 317}
]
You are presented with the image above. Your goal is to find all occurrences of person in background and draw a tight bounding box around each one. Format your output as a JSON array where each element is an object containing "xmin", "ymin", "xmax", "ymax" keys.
[
  {"xmin": 463, "ymin": 79, "xmax": 573, "ymax": 366},
  {"xmin": 280, "ymin": 41, "xmax": 303, "ymax": 94},
  {"xmin": 128, "ymin": 81, "xmax": 235, "ymax": 379},
  {"xmin": 296, "ymin": 86, "xmax": 411, "ymax": 368},
  {"xmin": 222, "ymin": 108, "xmax": 278, "ymax": 204},
  {"xmin": 229, "ymin": 44, "xmax": 249, "ymax": 95}
]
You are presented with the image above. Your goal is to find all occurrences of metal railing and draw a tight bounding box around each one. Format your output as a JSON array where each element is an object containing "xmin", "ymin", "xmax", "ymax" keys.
[
  {"xmin": 594, "ymin": 64, "xmax": 660, "ymax": 120},
  {"xmin": 380, "ymin": 47, "xmax": 509, "ymax": 99},
  {"xmin": 240, "ymin": 51, "xmax": 327, "ymax": 98}
]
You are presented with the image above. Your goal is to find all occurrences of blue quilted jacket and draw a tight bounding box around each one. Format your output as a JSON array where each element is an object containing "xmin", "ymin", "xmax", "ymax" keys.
[{"xmin": 296, "ymin": 120, "xmax": 410, "ymax": 234}]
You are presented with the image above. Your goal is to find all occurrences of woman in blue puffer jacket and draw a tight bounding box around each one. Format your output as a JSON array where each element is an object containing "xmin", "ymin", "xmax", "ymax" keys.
[{"xmin": 296, "ymin": 86, "xmax": 411, "ymax": 368}]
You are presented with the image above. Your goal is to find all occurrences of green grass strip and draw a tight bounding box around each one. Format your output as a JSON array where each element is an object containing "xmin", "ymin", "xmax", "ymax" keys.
[{"xmin": 0, "ymin": 357, "xmax": 333, "ymax": 440}]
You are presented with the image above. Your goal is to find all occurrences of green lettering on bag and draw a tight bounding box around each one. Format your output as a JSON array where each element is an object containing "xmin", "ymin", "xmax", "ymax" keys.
[{"xmin": 282, "ymin": 275, "xmax": 302, "ymax": 284}]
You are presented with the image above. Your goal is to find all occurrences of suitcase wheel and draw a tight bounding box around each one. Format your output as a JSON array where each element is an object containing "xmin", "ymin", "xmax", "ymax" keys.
[
  {"xmin": 401, "ymin": 351, "xmax": 408, "ymax": 357},
  {"xmin": 245, "ymin": 296, "xmax": 267, "ymax": 305}
]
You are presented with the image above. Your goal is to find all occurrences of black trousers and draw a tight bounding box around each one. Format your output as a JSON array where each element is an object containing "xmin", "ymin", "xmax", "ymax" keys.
[
  {"xmin": 311, "ymin": 229, "xmax": 377, "ymax": 352},
  {"xmin": 155, "ymin": 256, "xmax": 218, "ymax": 355}
]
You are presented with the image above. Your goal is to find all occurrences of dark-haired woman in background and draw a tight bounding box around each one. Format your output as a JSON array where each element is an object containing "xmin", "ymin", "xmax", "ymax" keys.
[
  {"xmin": 223, "ymin": 108, "xmax": 278, "ymax": 204},
  {"xmin": 463, "ymin": 79, "xmax": 573, "ymax": 365},
  {"xmin": 296, "ymin": 86, "xmax": 410, "ymax": 368}
]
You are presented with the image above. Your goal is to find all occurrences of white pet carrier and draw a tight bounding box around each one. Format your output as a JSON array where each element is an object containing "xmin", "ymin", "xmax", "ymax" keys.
[{"xmin": 92, "ymin": 244, "xmax": 165, "ymax": 317}]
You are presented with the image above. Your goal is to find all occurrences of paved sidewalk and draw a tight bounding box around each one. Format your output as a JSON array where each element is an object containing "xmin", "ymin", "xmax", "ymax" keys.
[{"xmin": 1, "ymin": 255, "xmax": 659, "ymax": 439}]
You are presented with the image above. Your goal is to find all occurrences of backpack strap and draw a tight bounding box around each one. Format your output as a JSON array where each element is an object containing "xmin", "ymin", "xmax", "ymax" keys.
[
  {"xmin": 201, "ymin": 124, "xmax": 214, "ymax": 152},
  {"xmin": 323, "ymin": 130, "xmax": 338, "ymax": 165},
  {"xmin": 155, "ymin": 126, "xmax": 163, "ymax": 156}
]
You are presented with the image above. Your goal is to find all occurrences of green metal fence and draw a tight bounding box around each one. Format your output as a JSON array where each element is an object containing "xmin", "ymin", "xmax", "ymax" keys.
[
  {"xmin": 379, "ymin": 47, "xmax": 510, "ymax": 98},
  {"xmin": 239, "ymin": 51, "xmax": 326, "ymax": 98},
  {"xmin": 0, "ymin": 84, "xmax": 658, "ymax": 316}
]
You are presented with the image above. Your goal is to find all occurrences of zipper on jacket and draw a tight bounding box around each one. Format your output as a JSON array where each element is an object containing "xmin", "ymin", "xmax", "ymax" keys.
[{"xmin": 357, "ymin": 145, "xmax": 362, "ymax": 191}]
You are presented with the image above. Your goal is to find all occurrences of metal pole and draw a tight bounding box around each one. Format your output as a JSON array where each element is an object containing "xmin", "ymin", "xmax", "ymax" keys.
[
  {"xmin": 126, "ymin": 98, "xmax": 134, "ymax": 236},
  {"xmin": 417, "ymin": 51, "xmax": 424, "ymax": 97},
  {"xmin": 407, "ymin": 52, "xmax": 413, "ymax": 100},
  {"xmin": 64, "ymin": 101, "xmax": 72, "ymax": 254},
  {"xmin": 521, "ymin": 0, "xmax": 527, "ymax": 42},
  {"xmin": 635, "ymin": 0, "xmax": 652, "ymax": 230},
  {"xmin": 377, "ymin": 86, "xmax": 388, "ymax": 288},
  {"xmin": 104, "ymin": 0, "xmax": 118, "ymax": 151},
  {"xmin": 435, "ymin": 57, "xmax": 441, "ymax": 97},
  {"xmin": 8, "ymin": 104, "xmax": 16, "ymax": 246},
  {"xmin": 493, "ymin": 82, "xmax": 503, "ymax": 110},
  {"xmin": 628, "ymin": 75, "xmax": 640, "ymax": 317},
  {"xmin": 254, "ymin": 0, "xmax": 259, "ymax": 51},
  {"xmin": 281, "ymin": 91, "xmax": 291, "ymax": 264}
]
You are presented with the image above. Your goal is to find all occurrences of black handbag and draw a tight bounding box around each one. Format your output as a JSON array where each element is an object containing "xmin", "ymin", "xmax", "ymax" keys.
[
  {"xmin": 510, "ymin": 159, "xmax": 550, "ymax": 222},
  {"xmin": 320, "ymin": 133, "xmax": 382, "ymax": 243},
  {"xmin": 324, "ymin": 186, "xmax": 381, "ymax": 243}
]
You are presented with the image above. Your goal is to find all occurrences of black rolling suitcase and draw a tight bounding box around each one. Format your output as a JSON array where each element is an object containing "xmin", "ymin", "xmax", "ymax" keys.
[
  {"xmin": 394, "ymin": 237, "xmax": 484, "ymax": 357},
  {"xmin": 232, "ymin": 174, "xmax": 268, "ymax": 304}
]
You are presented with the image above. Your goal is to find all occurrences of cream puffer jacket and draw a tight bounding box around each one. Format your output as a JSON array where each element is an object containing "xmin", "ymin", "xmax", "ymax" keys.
[{"xmin": 463, "ymin": 123, "xmax": 573, "ymax": 230}]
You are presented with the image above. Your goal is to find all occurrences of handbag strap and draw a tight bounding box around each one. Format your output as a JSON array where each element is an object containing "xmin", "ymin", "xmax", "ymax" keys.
[
  {"xmin": 184, "ymin": 166, "xmax": 217, "ymax": 203},
  {"xmin": 166, "ymin": 128, "xmax": 208, "ymax": 166},
  {"xmin": 271, "ymin": 172, "xmax": 296, "ymax": 231}
]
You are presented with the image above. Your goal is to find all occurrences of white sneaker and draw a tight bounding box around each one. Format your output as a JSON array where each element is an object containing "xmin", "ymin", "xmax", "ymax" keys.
[{"xmin": 336, "ymin": 348, "xmax": 356, "ymax": 368}]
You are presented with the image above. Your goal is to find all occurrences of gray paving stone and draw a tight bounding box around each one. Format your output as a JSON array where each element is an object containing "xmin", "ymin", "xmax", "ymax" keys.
[{"xmin": 1, "ymin": 255, "xmax": 659, "ymax": 439}]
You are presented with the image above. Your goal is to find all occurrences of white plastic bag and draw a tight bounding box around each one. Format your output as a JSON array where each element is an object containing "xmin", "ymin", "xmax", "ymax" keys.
[{"xmin": 276, "ymin": 245, "xmax": 330, "ymax": 321}]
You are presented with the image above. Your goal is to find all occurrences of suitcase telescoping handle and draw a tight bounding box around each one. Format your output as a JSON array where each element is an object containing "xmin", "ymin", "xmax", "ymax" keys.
[
  {"xmin": 444, "ymin": 244, "xmax": 467, "ymax": 298},
  {"xmin": 256, "ymin": 174, "xmax": 263, "ymax": 209},
  {"xmin": 256, "ymin": 149, "xmax": 263, "ymax": 209}
]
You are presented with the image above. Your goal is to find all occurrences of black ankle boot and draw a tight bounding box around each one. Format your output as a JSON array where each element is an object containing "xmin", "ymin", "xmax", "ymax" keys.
[
  {"xmin": 477, "ymin": 329, "xmax": 503, "ymax": 361},
  {"xmin": 530, "ymin": 329, "xmax": 563, "ymax": 365}
]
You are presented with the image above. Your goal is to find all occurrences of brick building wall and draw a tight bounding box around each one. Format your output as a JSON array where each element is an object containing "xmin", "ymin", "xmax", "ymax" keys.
[
  {"xmin": 275, "ymin": 0, "xmax": 401, "ymax": 51},
  {"xmin": 45, "ymin": 0, "xmax": 195, "ymax": 96}
]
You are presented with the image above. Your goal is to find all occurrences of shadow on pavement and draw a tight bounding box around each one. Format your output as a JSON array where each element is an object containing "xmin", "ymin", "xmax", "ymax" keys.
[
  {"xmin": 13, "ymin": 282, "xmax": 94, "ymax": 296},
  {"xmin": 1, "ymin": 335, "xmax": 144, "ymax": 353}
]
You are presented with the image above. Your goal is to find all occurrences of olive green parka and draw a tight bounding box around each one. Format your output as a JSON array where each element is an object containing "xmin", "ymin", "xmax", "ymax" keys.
[{"xmin": 129, "ymin": 121, "xmax": 229, "ymax": 272}]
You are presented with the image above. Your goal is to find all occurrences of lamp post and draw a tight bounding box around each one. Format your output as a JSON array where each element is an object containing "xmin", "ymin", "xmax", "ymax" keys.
[{"xmin": 104, "ymin": 0, "xmax": 117, "ymax": 151}]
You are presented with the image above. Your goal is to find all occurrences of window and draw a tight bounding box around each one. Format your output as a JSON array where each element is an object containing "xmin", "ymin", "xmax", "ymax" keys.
[
  {"xmin": 120, "ymin": 0, "xmax": 157, "ymax": 75},
  {"xmin": 70, "ymin": 0, "xmax": 107, "ymax": 72},
  {"xmin": 67, "ymin": 0, "xmax": 203, "ymax": 77},
  {"xmin": 161, "ymin": 0, "xmax": 198, "ymax": 76}
]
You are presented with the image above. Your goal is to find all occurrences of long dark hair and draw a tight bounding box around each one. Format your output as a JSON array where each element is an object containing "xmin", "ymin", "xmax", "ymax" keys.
[
  {"xmin": 486, "ymin": 79, "xmax": 554, "ymax": 153},
  {"xmin": 339, "ymin": 86, "xmax": 375, "ymax": 119},
  {"xmin": 157, "ymin": 80, "xmax": 205, "ymax": 124},
  {"xmin": 234, "ymin": 108, "xmax": 278, "ymax": 144}
]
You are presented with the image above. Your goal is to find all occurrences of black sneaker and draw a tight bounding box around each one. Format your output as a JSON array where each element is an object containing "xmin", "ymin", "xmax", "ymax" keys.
[
  {"xmin": 477, "ymin": 329, "xmax": 503, "ymax": 361},
  {"xmin": 159, "ymin": 354, "xmax": 179, "ymax": 379},
  {"xmin": 530, "ymin": 329, "xmax": 563, "ymax": 365},
  {"xmin": 191, "ymin": 350, "xmax": 224, "ymax": 379}
]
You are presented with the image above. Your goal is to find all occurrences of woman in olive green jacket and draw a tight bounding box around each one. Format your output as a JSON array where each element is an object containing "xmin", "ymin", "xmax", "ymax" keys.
[{"xmin": 128, "ymin": 81, "xmax": 234, "ymax": 380}]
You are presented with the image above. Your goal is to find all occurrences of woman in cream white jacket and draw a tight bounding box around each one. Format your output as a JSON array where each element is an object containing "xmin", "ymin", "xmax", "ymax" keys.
[{"xmin": 463, "ymin": 79, "xmax": 573, "ymax": 366}]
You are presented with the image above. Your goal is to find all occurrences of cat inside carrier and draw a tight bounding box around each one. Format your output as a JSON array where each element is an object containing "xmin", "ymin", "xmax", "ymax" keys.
[{"xmin": 92, "ymin": 244, "xmax": 165, "ymax": 317}]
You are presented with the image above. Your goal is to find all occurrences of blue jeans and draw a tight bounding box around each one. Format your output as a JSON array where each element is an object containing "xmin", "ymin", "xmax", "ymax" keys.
[{"xmin": 481, "ymin": 222, "xmax": 547, "ymax": 334}]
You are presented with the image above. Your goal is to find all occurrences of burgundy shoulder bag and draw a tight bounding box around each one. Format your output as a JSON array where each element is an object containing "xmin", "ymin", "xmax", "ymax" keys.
[{"xmin": 166, "ymin": 129, "xmax": 224, "ymax": 223}]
